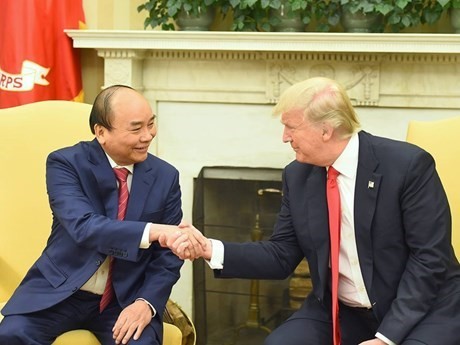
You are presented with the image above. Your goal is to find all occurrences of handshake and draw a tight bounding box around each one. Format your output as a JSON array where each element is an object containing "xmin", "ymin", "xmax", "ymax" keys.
[{"xmin": 149, "ymin": 222, "xmax": 211, "ymax": 261}]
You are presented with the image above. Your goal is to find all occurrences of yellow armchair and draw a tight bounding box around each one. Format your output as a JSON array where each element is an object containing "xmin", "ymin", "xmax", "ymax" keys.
[
  {"xmin": 406, "ymin": 116, "xmax": 460, "ymax": 256},
  {"xmin": 0, "ymin": 101, "xmax": 183, "ymax": 345}
]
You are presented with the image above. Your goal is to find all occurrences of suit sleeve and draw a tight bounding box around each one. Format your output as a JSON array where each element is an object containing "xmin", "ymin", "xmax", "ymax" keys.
[
  {"xmin": 217, "ymin": 169, "xmax": 304, "ymax": 280},
  {"xmin": 377, "ymin": 150, "xmax": 453, "ymax": 343},
  {"xmin": 46, "ymin": 150, "xmax": 146, "ymax": 260},
  {"xmin": 135, "ymin": 169, "xmax": 183, "ymax": 317}
]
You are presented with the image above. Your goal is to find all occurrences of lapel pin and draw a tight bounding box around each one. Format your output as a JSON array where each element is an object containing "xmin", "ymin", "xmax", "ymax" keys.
[{"xmin": 368, "ymin": 181, "xmax": 375, "ymax": 189}]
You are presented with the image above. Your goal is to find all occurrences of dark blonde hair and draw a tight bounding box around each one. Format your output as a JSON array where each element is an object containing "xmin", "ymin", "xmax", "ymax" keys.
[{"xmin": 273, "ymin": 77, "xmax": 360, "ymax": 138}]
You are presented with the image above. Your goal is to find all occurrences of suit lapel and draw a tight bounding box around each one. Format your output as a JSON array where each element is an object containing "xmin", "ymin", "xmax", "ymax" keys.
[
  {"xmin": 126, "ymin": 158, "xmax": 155, "ymax": 221},
  {"xmin": 87, "ymin": 139, "xmax": 118, "ymax": 219},
  {"xmin": 355, "ymin": 132, "xmax": 382, "ymax": 293},
  {"xmin": 305, "ymin": 166, "xmax": 330, "ymax": 295}
]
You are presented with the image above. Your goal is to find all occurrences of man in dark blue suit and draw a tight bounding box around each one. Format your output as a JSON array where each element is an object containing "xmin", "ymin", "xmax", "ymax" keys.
[
  {"xmin": 0, "ymin": 85, "xmax": 204, "ymax": 345},
  {"xmin": 194, "ymin": 77, "xmax": 460, "ymax": 344}
]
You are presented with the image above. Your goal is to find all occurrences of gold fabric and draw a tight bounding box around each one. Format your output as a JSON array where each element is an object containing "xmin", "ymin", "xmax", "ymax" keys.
[{"xmin": 406, "ymin": 116, "xmax": 460, "ymax": 256}]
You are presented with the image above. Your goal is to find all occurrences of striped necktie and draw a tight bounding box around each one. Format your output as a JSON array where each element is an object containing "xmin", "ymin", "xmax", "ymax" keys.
[{"xmin": 100, "ymin": 167, "xmax": 130, "ymax": 312}]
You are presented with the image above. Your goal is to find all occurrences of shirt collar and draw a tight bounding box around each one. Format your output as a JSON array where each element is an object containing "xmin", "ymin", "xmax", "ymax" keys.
[
  {"xmin": 330, "ymin": 132, "xmax": 359, "ymax": 179},
  {"xmin": 105, "ymin": 153, "xmax": 134, "ymax": 175}
]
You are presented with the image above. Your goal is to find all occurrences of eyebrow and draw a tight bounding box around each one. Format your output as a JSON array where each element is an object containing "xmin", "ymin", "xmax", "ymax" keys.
[{"xmin": 128, "ymin": 115, "xmax": 156, "ymax": 127}]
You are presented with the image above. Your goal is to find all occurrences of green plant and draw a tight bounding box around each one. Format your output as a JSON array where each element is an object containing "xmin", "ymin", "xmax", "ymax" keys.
[
  {"xmin": 138, "ymin": 0, "xmax": 174, "ymax": 30},
  {"xmin": 338, "ymin": 0, "xmax": 450, "ymax": 32},
  {"xmin": 313, "ymin": 1, "xmax": 341, "ymax": 31},
  {"xmin": 224, "ymin": 0, "xmax": 339, "ymax": 32},
  {"xmin": 448, "ymin": 0, "xmax": 460, "ymax": 8},
  {"xmin": 137, "ymin": 0, "xmax": 220, "ymax": 30},
  {"xmin": 385, "ymin": 0, "xmax": 450, "ymax": 32},
  {"xmin": 269, "ymin": 0, "xmax": 312, "ymax": 31},
  {"xmin": 340, "ymin": 0, "xmax": 393, "ymax": 16},
  {"xmin": 224, "ymin": 0, "xmax": 271, "ymax": 31},
  {"xmin": 422, "ymin": 0, "xmax": 449, "ymax": 25}
]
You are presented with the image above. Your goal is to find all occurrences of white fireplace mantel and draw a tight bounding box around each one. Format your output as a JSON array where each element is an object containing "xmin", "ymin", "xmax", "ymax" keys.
[
  {"xmin": 67, "ymin": 30, "xmax": 460, "ymax": 109},
  {"xmin": 67, "ymin": 30, "xmax": 460, "ymax": 53}
]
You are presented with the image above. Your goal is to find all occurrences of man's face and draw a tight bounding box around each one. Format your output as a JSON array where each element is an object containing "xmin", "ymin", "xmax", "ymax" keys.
[
  {"xmin": 281, "ymin": 109, "xmax": 326, "ymax": 166},
  {"xmin": 96, "ymin": 89, "xmax": 157, "ymax": 166}
]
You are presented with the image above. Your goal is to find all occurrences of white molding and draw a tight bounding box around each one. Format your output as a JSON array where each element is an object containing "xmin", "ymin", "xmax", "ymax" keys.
[
  {"xmin": 66, "ymin": 30, "xmax": 460, "ymax": 54},
  {"xmin": 66, "ymin": 29, "xmax": 460, "ymax": 109}
]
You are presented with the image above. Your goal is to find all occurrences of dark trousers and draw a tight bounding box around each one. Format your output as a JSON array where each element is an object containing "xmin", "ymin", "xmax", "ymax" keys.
[
  {"xmin": 263, "ymin": 298, "xmax": 450, "ymax": 345},
  {"xmin": 0, "ymin": 291, "xmax": 160, "ymax": 345},
  {"xmin": 264, "ymin": 301, "xmax": 379, "ymax": 345}
]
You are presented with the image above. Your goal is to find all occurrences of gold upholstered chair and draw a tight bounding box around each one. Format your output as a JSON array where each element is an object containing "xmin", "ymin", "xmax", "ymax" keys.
[
  {"xmin": 0, "ymin": 100, "xmax": 183, "ymax": 345},
  {"xmin": 406, "ymin": 116, "xmax": 460, "ymax": 256}
]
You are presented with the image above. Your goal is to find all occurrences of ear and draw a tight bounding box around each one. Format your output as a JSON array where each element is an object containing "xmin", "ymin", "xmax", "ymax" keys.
[
  {"xmin": 94, "ymin": 124, "xmax": 106, "ymax": 145},
  {"xmin": 321, "ymin": 122, "xmax": 334, "ymax": 141}
]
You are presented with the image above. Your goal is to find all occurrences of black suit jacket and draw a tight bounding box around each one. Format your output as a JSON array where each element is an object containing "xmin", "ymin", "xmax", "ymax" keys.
[{"xmin": 218, "ymin": 131, "xmax": 460, "ymax": 343}]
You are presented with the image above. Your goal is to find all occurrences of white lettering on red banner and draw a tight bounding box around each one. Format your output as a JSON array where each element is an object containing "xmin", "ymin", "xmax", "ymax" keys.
[{"xmin": 0, "ymin": 60, "xmax": 50, "ymax": 92}]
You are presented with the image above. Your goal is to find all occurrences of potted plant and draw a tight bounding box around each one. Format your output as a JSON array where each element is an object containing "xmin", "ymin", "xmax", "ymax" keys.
[
  {"xmin": 339, "ymin": 0, "xmax": 393, "ymax": 32},
  {"xmin": 422, "ymin": 0, "xmax": 450, "ymax": 26},
  {"xmin": 385, "ymin": 0, "xmax": 450, "ymax": 32},
  {"xmin": 224, "ymin": 0, "xmax": 339, "ymax": 32},
  {"xmin": 269, "ymin": 0, "xmax": 312, "ymax": 32},
  {"xmin": 137, "ymin": 0, "xmax": 220, "ymax": 30},
  {"xmin": 447, "ymin": 0, "xmax": 460, "ymax": 32},
  {"xmin": 221, "ymin": 0, "xmax": 271, "ymax": 31},
  {"xmin": 138, "ymin": 0, "xmax": 174, "ymax": 30},
  {"xmin": 337, "ymin": 0, "xmax": 450, "ymax": 33},
  {"xmin": 312, "ymin": 0, "xmax": 341, "ymax": 32}
]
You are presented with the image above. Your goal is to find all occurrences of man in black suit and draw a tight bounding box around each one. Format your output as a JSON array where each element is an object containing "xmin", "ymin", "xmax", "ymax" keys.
[{"xmin": 184, "ymin": 77, "xmax": 460, "ymax": 344}]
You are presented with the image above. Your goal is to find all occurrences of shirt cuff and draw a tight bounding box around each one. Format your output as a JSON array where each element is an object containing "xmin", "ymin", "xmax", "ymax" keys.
[
  {"xmin": 376, "ymin": 332, "xmax": 397, "ymax": 345},
  {"xmin": 136, "ymin": 298, "xmax": 156, "ymax": 318},
  {"xmin": 140, "ymin": 223, "xmax": 151, "ymax": 249},
  {"xmin": 206, "ymin": 239, "xmax": 224, "ymax": 269}
]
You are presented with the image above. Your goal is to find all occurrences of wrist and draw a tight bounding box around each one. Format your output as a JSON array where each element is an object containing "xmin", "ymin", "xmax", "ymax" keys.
[
  {"xmin": 148, "ymin": 223, "xmax": 162, "ymax": 242},
  {"xmin": 136, "ymin": 298, "xmax": 156, "ymax": 318},
  {"xmin": 203, "ymin": 239, "xmax": 213, "ymax": 260}
]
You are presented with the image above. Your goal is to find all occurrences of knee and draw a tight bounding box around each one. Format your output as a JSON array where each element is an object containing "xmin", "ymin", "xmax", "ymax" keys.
[
  {"xmin": 0, "ymin": 318, "xmax": 36, "ymax": 344},
  {"xmin": 127, "ymin": 328, "xmax": 160, "ymax": 345},
  {"xmin": 0, "ymin": 324, "xmax": 25, "ymax": 344},
  {"xmin": 129, "ymin": 337, "xmax": 160, "ymax": 345}
]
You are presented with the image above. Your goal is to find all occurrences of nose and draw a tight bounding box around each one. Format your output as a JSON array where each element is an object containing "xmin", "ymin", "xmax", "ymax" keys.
[
  {"xmin": 140, "ymin": 127, "xmax": 155, "ymax": 142},
  {"xmin": 282, "ymin": 126, "xmax": 292, "ymax": 143}
]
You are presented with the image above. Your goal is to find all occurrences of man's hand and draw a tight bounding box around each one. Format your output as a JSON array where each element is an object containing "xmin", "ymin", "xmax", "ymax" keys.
[
  {"xmin": 112, "ymin": 300, "xmax": 152, "ymax": 344},
  {"xmin": 150, "ymin": 223, "xmax": 208, "ymax": 260},
  {"xmin": 359, "ymin": 338, "xmax": 388, "ymax": 345}
]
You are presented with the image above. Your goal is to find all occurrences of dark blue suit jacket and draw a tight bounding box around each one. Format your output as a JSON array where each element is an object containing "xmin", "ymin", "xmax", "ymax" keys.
[
  {"xmin": 2, "ymin": 139, "xmax": 183, "ymax": 340},
  {"xmin": 217, "ymin": 131, "xmax": 460, "ymax": 343}
]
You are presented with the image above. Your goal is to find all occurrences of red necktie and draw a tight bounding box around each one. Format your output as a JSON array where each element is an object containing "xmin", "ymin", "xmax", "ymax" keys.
[
  {"xmin": 100, "ymin": 167, "xmax": 130, "ymax": 313},
  {"xmin": 327, "ymin": 166, "xmax": 341, "ymax": 345}
]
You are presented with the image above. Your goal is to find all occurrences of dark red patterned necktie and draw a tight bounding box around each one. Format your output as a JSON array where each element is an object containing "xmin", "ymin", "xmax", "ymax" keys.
[{"xmin": 100, "ymin": 167, "xmax": 130, "ymax": 313}]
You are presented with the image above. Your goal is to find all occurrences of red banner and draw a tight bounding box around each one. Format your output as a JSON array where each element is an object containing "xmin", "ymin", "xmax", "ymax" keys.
[{"xmin": 0, "ymin": 0, "xmax": 85, "ymax": 108}]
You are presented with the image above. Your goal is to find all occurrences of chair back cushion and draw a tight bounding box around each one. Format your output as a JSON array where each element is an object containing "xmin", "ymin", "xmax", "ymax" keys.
[
  {"xmin": 406, "ymin": 116, "xmax": 460, "ymax": 255},
  {"xmin": 0, "ymin": 100, "xmax": 93, "ymax": 301}
]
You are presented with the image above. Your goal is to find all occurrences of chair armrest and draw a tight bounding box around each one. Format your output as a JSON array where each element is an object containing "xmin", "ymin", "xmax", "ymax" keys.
[{"xmin": 163, "ymin": 322, "xmax": 182, "ymax": 345}]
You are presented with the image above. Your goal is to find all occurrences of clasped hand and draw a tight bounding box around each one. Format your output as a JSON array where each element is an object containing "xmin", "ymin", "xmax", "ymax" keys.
[{"xmin": 155, "ymin": 222, "xmax": 210, "ymax": 260}]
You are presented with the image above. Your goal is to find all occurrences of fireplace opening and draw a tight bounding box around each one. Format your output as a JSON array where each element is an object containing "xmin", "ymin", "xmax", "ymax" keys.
[{"xmin": 192, "ymin": 166, "xmax": 311, "ymax": 345}]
